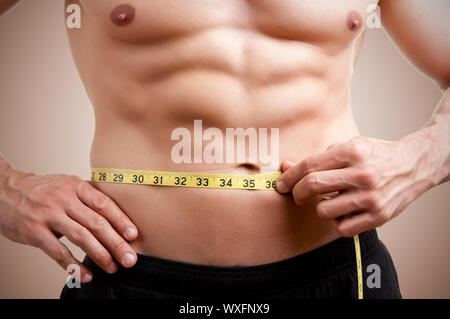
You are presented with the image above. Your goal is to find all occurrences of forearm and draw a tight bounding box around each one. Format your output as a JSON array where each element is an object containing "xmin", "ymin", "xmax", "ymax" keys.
[
  {"xmin": 0, "ymin": 0, "xmax": 20, "ymax": 16},
  {"xmin": 400, "ymin": 87, "xmax": 450, "ymax": 187}
]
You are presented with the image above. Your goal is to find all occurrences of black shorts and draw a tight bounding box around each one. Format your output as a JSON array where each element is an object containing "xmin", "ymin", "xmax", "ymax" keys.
[{"xmin": 60, "ymin": 229, "xmax": 401, "ymax": 299}]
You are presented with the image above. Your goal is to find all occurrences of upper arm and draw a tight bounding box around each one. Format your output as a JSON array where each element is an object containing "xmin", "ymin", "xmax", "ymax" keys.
[
  {"xmin": 379, "ymin": 0, "xmax": 450, "ymax": 90},
  {"xmin": 0, "ymin": 0, "xmax": 20, "ymax": 16}
]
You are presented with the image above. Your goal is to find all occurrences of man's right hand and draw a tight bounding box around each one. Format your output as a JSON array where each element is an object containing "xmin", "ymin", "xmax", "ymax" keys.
[{"xmin": 0, "ymin": 166, "xmax": 139, "ymax": 283}]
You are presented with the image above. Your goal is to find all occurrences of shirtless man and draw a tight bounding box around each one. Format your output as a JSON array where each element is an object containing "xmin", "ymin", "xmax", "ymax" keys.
[{"xmin": 0, "ymin": 0, "xmax": 448, "ymax": 299}]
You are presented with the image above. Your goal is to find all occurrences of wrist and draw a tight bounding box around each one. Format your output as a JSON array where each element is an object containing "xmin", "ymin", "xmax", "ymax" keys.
[
  {"xmin": 0, "ymin": 159, "xmax": 13, "ymax": 176},
  {"xmin": 0, "ymin": 159, "xmax": 28, "ymax": 184},
  {"xmin": 399, "ymin": 124, "xmax": 450, "ymax": 187}
]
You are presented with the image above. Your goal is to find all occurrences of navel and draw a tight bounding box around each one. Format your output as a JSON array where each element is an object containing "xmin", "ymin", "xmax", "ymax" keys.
[
  {"xmin": 111, "ymin": 4, "xmax": 135, "ymax": 26},
  {"xmin": 346, "ymin": 10, "xmax": 362, "ymax": 31}
]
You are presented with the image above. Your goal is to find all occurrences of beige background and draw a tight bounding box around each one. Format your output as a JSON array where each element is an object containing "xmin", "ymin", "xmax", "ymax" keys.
[{"xmin": 0, "ymin": 1, "xmax": 449, "ymax": 298}]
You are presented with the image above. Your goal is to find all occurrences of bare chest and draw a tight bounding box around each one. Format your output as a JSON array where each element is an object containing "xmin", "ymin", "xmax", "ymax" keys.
[{"xmin": 75, "ymin": 0, "xmax": 377, "ymax": 46}]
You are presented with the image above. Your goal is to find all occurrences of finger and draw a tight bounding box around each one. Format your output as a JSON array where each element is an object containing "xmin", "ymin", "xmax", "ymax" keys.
[
  {"xmin": 316, "ymin": 190, "xmax": 366, "ymax": 219},
  {"xmin": 76, "ymin": 181, "xmax": 138, "ymax": 241},
  {"xmin": 66, "ymin": 200, "xmax": 137, "ymax": 268},
  {"xmin": 335, "ymin": 212, "xmax": 377, "ymax": 237},
  {"xmin": 327, "ymin": 142, "xmax": 341, "ymax": 150},
  {"xmin": 291, "ymin": 167, "xmax": 370, "ymax": 204},
  {"xmin": 281, "ymin": 160, "xmax": 296, "ymax": 172},
  {"xmin": 276, "ymin": 148, "xmax": 349, "ymax": 193},
  {"xmin": 38, "ymin": 229, "xmax": 93, "ymax": 283},
  {"xmin": 50, "ymin": 215, "xmax": 119, "ymax": 274}
]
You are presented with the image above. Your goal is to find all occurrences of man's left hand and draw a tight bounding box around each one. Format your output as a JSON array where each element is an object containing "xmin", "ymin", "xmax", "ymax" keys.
[{"xmin": 276, "ymin": 136, "xmax": 436, "ymax": 237}]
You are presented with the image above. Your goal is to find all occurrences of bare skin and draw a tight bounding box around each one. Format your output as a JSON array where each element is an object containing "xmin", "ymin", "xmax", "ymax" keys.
[{"xmin": 0, "ymin": 0, "xmax": 449, "ymax": 284}]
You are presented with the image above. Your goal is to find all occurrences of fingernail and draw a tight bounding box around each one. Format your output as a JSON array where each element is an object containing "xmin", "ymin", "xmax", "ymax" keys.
[
  {"xmin": 277, "ymin": 180, "xmax": 287, "ymax": 193},
  {"xmin": 122, "ymin": 253, "xmax": 136, "ymax": 267},
  {"xmin": 83, "ymin": 273, "xmax": 93, "ymax": 282},
  {"xmin": 124, "ymin": 227, "xmax": 137, "ymax": 240},
  {"xmin": 285, "ymin": 160, "xmax": 296, "ymax": 167},
  {"xmin": 108, "ymin": 262, "xmax": 118, "ymax": 273}
]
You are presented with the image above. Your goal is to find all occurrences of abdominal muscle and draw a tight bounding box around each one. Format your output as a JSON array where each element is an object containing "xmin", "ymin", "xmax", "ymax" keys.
[
  {"xmin": 78, "ymin": 25, "xmax": 362, "ymax": 266},
  {"xmin": 89, "ymin": 88, "xmax": 359, "ymax": 266}
]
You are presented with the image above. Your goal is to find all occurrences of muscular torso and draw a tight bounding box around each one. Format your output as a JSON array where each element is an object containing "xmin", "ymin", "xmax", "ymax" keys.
[{"xmin": 66, "ymin": 0, "xmax": 375, "ymax": 266}]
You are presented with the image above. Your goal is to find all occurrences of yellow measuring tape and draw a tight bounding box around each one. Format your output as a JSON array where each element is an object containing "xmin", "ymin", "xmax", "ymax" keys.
[
  {"xmin": 91, "ymin": 167, "xmax": 281, "ymax": 190},
  {"xmin": 354, "ymin": 233, "xmax": 363, "ymax": 299},
  {"xmin": 91, "ymin": 167, "xmax": 363, "ymax": 298}
]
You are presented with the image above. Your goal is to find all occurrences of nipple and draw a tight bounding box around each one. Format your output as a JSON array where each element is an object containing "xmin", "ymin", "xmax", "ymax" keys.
[
  {"xmin": 111, "ymin": 4, "xmax": 135, "ymax": 26},
  {"xmin": 346, "ymin": 10, "xmax": 363, "ymax": 31}
]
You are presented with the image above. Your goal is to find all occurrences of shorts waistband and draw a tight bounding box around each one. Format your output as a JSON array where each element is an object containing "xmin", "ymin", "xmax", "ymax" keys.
[{"xmin": 84, "ymin": 230, "xmax": 379, "ymax": 296}]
